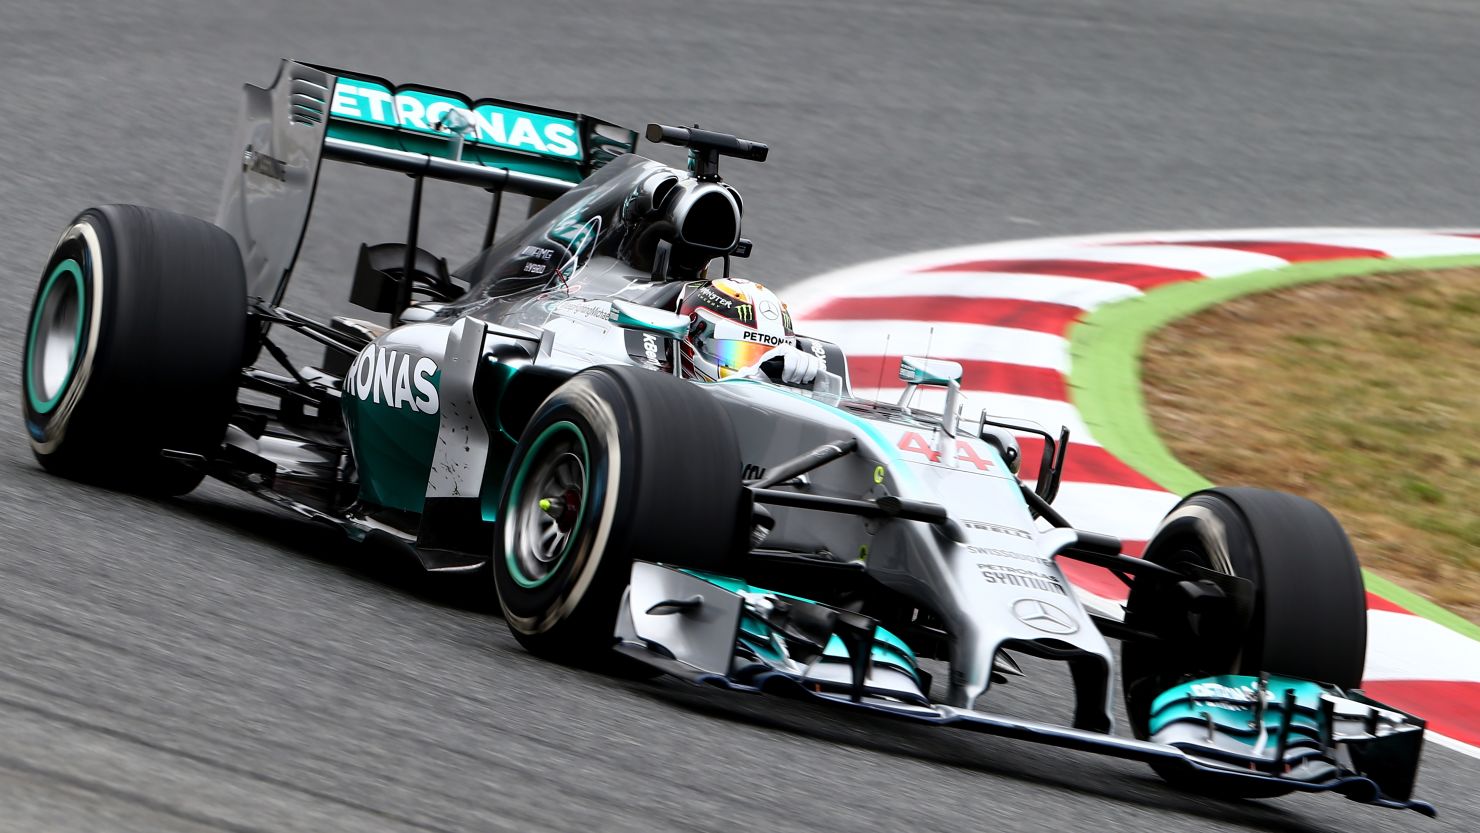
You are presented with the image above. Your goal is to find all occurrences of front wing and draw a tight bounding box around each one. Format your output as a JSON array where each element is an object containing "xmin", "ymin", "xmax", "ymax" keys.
[{"xmin": 615, "ymin": 562, "xmax": 1435, "ymax": 817}]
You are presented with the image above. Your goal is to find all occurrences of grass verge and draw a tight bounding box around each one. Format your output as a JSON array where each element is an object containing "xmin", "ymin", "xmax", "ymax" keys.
[{"xmin": 1069, "ymin": 254, "xmax": 1480, "ymax": 639}]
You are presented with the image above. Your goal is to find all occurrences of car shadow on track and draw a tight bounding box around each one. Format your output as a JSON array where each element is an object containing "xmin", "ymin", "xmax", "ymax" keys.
[
  {"xmin": 174, "ymin": 488, "xmax": 497, "ymax": 616},
  {"xmin": 131, "ymin": 483, "xmax": 1370, "ymax": 833}
]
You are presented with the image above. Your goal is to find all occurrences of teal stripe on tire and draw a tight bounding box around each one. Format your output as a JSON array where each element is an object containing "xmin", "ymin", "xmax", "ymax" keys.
[
  {"xmin": 25, "ymin": 258, "xmax": 86, "ymax": 414},
  {"xmin": 504, "ymin": 420, "xmax": 590, "ymax": 589}
]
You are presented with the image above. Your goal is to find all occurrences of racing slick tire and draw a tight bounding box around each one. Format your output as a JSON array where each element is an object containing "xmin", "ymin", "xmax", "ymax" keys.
[
  {"xmin": 493, "ymin": 365, "xmax": 750, "ymax": 666},
  {"xmin": 1121, "ymin": 487, "xmax": 1367, "ymax": 798},
  {"xmin": 21, "ymin": 205, "xmax": 247, "ymax": 496}
]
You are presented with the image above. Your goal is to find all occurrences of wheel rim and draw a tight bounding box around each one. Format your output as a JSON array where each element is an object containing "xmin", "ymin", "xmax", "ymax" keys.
[
  {"xmin": 504, "ymin": 421, "xmax": 590, "ymax": 588},
  {"xmin": 26, "ymin": 258, "xmax": 87, "ymax": 414}
]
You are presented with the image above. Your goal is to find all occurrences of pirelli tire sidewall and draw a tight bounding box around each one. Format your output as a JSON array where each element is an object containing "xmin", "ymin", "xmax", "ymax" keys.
[
  {"xmin": 23, "ymin": 218, "xmax": 107, "ymax": 457},
  {"xmin": 494, "ymin": 365, "xmax": 748, "ymax": 663},
  {"xmin": 21, "ymin": 205, "xmax": 247, "ymax": 495}
]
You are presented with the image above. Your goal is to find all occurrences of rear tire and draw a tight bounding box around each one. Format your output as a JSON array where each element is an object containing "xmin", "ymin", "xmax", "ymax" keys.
[
  {"xmin": 21, "ymin": 205, "xmax": 247, "ymax": 495},
  {"xmin": 492, "ymin": 365, "xmax": 749, "ymax": 666},
  {"xmin": 1122, "ymin": 487, "xmax": 1367, "ymax": 797}
]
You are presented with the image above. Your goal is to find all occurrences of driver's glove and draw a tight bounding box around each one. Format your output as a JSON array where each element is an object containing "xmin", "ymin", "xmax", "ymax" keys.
[{"xmin": 779, "ymin": 348, "xmax": 821, "ymax": 385}]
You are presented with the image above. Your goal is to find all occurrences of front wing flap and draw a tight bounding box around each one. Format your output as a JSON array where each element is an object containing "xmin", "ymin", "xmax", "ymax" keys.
[{"xmin": 614, "ymin": 562, "xmax": 1435, "ymax": 817}]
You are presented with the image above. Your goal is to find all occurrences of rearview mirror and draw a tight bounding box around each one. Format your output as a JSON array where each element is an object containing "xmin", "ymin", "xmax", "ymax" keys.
[
  {"xmin": 899, "ymin": 356, "xmax": 963, "ymax": 386},
  {"xmin": 609, "ymin": 300, "xmax": 690, "ymax": 339}
]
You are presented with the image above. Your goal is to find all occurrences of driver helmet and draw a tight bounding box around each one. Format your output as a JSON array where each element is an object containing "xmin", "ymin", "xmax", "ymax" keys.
[{"xmin": 678, "ymin": 278, "xmax": 794, "ymax": 381}]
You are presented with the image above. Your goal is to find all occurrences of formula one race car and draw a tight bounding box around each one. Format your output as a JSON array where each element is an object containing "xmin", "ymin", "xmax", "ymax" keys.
[{"xmin": 19, "ymin": 61, "xmax": 1433, "ymax": 815}]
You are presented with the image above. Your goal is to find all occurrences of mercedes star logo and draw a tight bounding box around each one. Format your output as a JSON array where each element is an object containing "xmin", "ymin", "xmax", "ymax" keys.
[{"xmin": 1011, "ymin": 599, "xmax": 1079, "ymax": 635}]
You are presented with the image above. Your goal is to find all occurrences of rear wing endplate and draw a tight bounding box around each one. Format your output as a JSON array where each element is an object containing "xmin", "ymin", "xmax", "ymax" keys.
[{"xmin": 216, "ymin": 59, "xmax": 638, "ymax": 303}]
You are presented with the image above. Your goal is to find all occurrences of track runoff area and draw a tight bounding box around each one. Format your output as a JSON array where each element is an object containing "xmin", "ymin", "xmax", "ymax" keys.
[{"xmin": 785, "ymin": 228, "xmax": 1480, "ymax": 757}]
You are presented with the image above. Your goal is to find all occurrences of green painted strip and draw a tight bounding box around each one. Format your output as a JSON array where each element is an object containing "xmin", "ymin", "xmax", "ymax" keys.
[{"xmin": 1068, "ymin": 252, "xmax": 1480, "ymax": 642}]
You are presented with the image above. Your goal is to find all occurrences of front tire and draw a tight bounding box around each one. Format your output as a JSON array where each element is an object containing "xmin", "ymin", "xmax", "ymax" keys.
[
  {"xmin": 492, "ymin": 365, "xmax": 749, "ymax": 665},
  {"xmin": 21, "ymin": 205, "xmax": 247, "ymax": 495},
  {"xmin": 1122, "ymin": 487, "xmax": 1367, "ymax": 797}
]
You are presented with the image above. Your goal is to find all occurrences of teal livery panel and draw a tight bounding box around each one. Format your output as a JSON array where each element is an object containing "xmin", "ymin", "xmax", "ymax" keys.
[{"xmin": 340, "ymin": 325, "xmax": 449, "ymax": 513}]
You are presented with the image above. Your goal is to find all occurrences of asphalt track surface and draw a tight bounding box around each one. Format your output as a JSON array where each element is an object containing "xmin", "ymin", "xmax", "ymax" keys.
[{"xmin": 2, "ymin": 1, "xmax": 1479, "ymax": 831}]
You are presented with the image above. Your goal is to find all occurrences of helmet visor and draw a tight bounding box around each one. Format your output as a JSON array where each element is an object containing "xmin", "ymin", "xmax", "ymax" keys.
[{"xmin": 707, "ymin": 338, "xmax": 777, "ymax": 376}]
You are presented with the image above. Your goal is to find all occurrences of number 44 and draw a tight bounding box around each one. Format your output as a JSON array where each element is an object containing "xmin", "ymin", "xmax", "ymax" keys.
[{"xmin": 896, "ymin": 431, "xmax": 994, "ymax": 472}]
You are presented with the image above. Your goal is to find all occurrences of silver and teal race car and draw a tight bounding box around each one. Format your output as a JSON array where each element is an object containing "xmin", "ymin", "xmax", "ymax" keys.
[{"xmin": 19, "ymin": 61, "xmax": 1435, "ymax": 816}]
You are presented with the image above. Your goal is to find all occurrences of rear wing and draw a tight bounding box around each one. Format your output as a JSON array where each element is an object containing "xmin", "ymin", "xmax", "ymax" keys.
[
  {"xmin": 217, "ymin": 59, "xmax": 638, "ymax": 304},
  {"xmin": 315, "ymin": 63, "xmax": 638, "ymax": 186}
]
